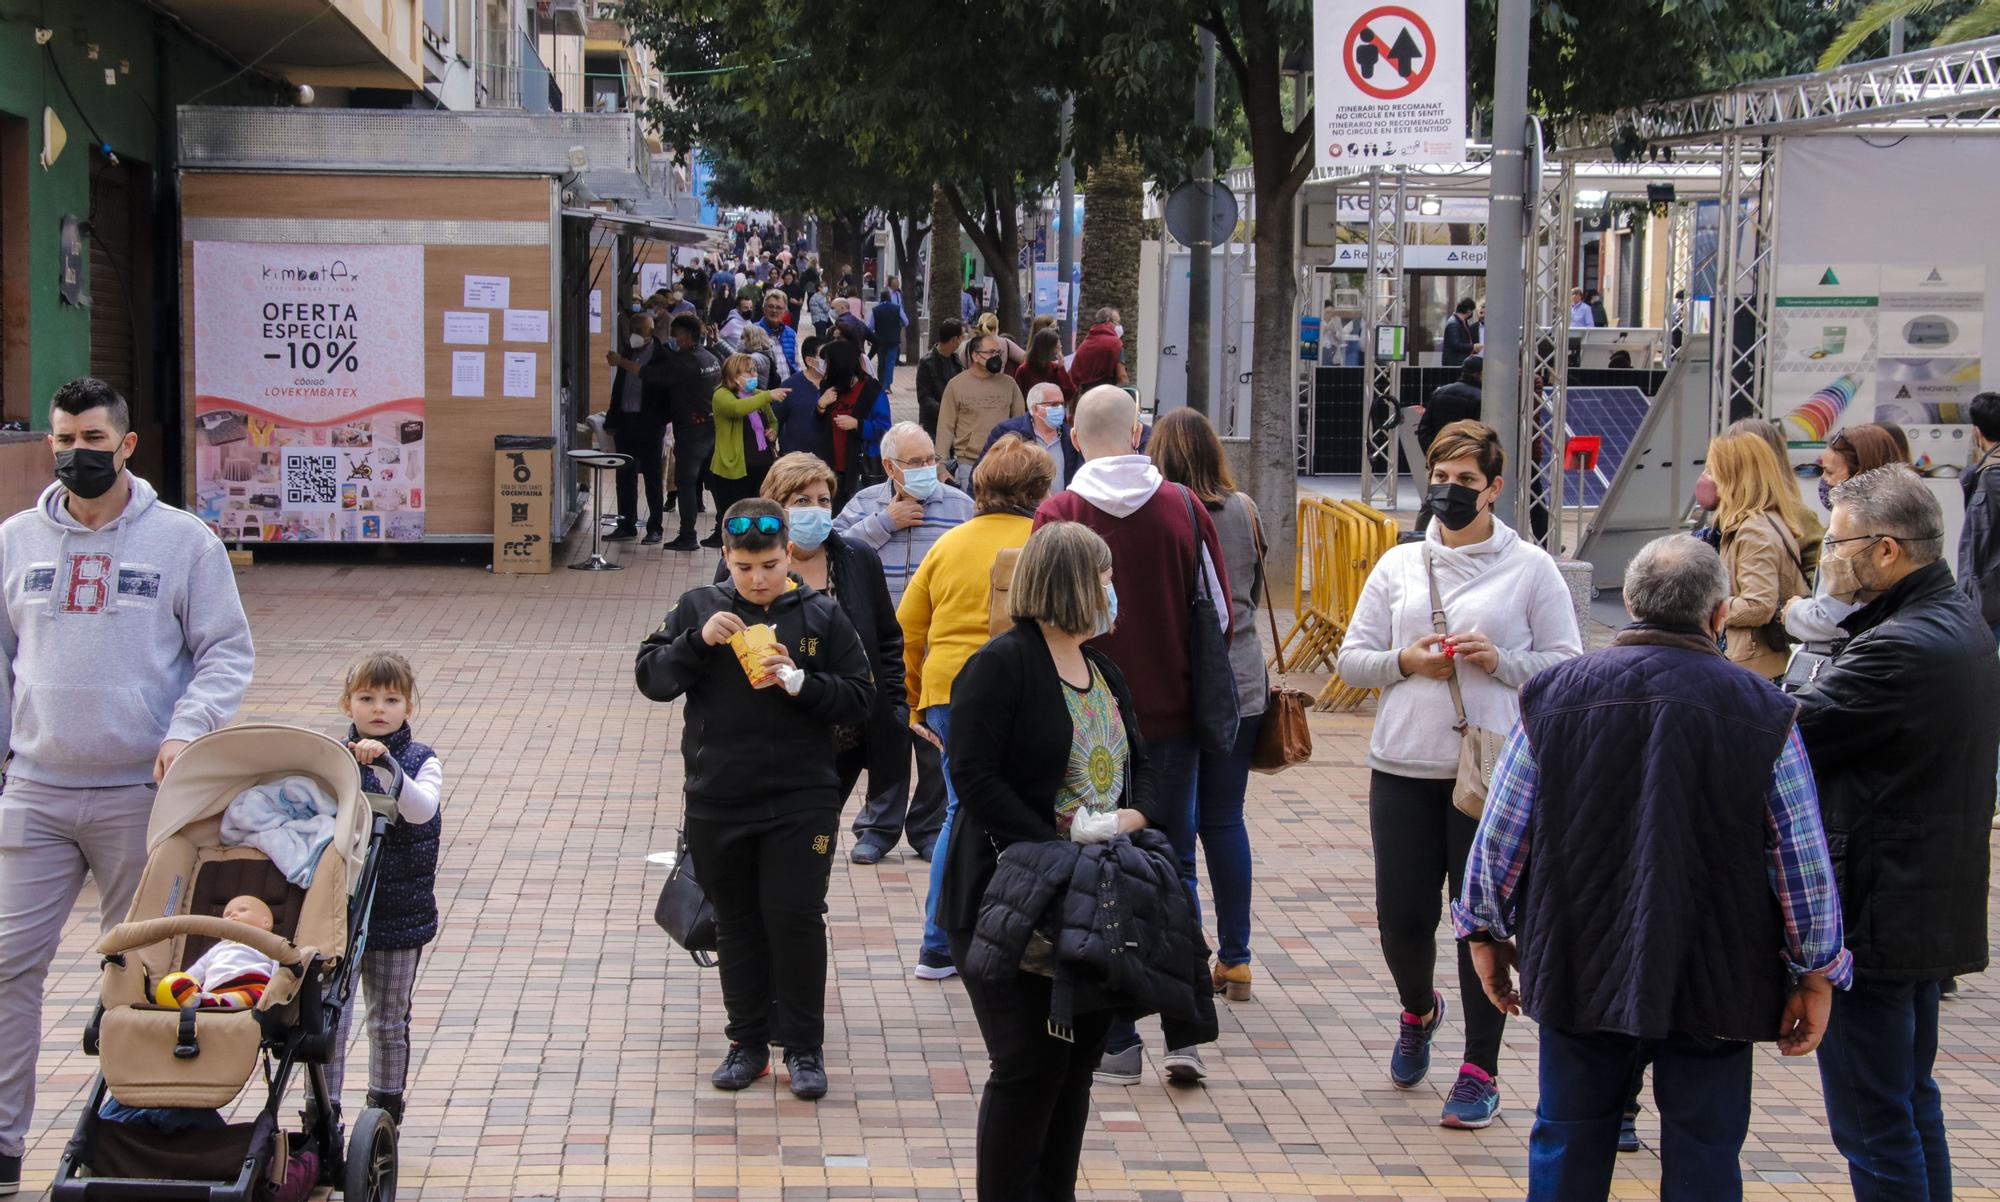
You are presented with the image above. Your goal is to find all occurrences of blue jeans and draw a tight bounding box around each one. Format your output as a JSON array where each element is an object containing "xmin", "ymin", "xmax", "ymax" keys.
[
  {"xmin": 879, "ymin": 345, "xmax": 900, "ymax": 395},
  {"xmin": 1104, "ymin": 734, "xmax": 1201, "ymax": 1053},
  {"xmin": 1196, "ymin": 712, "xmax": 1262, "ymax": 967},
  {"xmin": 1528, "ymin": 1027, "xmax": 1751, "ymax": 1202},
  {"xmin": 1817, "ymin": 978, "xmax": 1950, "ymax": 1201},
  {"xmin": 919, "ymin": 705, "xmax": 956, "ymax": 961}
]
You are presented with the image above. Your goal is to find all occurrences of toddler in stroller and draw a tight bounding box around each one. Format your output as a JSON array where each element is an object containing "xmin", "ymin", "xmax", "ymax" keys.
[{"xmin": 46, "ymin": 724, "xmax": 405, "ymax": 1202}]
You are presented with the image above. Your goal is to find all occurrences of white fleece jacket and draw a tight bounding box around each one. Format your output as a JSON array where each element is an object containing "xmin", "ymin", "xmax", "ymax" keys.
[{"xmin": 1335, "ymin": 518, "xmax": 1582, "ymax": 778}]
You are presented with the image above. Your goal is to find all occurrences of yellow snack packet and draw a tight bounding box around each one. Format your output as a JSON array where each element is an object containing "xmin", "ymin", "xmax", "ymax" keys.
[{"xmin": 729, "ymin": 624, "xmax": 779, "ymax": 684}]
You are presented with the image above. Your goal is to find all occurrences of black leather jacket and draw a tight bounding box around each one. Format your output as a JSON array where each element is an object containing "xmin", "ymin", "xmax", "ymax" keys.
[
  {"xmin": 1796, "ymin": 560, "xmax": 1998, "ymax": 979},
  {"xmin": 1960, "ymin": 451, "xmax": 2000, "ymax": 626}
]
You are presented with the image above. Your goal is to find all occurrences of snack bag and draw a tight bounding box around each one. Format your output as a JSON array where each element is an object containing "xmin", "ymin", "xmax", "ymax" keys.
[{"xmin": 728, "ymin": 624, "xmax": 779, "ymax": 684}]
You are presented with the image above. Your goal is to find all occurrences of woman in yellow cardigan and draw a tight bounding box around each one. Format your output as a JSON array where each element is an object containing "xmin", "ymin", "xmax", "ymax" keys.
[
  {"xmin": 898, "ymin": 435, "xmax": 1057, "ymax": 978},
  {"xmin": 704, "ymin": 353, "xmax": 787, "ymax": 547}
]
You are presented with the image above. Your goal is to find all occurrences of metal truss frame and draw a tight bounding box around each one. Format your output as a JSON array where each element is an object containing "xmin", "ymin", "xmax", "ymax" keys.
[
  {"xmin": 1518, "ymin": 157, "xmax": 1575, "ymax": 550},
  {"xmin": 1557, "ymin": 35, "xmax": 2000, "ymax": 153},
  {"xmin": 1359, "ymin": 167, "xmax": 1408, "ymax": 509},
  {"xmin": 1662, "ymin": 200, "xmax": 1697, "ymax": 370}
]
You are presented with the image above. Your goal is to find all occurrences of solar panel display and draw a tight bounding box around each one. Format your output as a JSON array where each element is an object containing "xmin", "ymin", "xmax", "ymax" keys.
[{"xmin": 1560, "ymin": 386, "xmax": 1653, "ymax": 507}]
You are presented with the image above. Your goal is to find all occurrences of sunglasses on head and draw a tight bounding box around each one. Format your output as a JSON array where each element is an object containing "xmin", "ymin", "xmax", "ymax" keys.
[{"xmin": 725, "ymin": 514, "xmax": 785, "ymax": 536}]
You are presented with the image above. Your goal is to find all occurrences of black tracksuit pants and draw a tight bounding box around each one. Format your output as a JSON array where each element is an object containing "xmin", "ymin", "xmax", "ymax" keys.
[
  {"xmin": 611, "ymin": 413, "xmax": 667, "ymax": 533},
  {"xmin": 672, "ymin": 420, "xmax": 714, "ymax": 540},
  {"xmin": 684, "ymin": 805, "xmax": 839, "ymax": 1050},
  {"xmin": 845, "ymin": 708, "xmax": 944, "ymax": 854},
  {"xmin": 1369, "ymin": 770, "xmax": 1505, "ymax": 1075},
  {"xmin": 946, "ymin": 929, "xmax": 1114, "ymax": 1202}
]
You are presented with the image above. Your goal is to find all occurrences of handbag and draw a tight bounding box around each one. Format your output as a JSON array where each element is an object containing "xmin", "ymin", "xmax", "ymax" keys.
[
  {"xmin": 1425, "ymin": 547, "xmax": 1507, "ymax": 820},
  {"xmin": 1177, "ymin": 486, "xmax": 1240, "ymax": 755},
  {"xmin": 652, "ymin": 829, "xmax": 717, "ymax": 967},
  {"xmin": 1247, "ymin": 507, "xmax": 1312, "ymax": 773},
  {"xmin": 987, "ymin": 545, "xmax": 1023, "ymax": 637}
]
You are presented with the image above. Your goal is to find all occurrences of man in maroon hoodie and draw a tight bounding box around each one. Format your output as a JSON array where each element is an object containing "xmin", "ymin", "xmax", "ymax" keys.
[
  {"xmin": 1034, "ymin": 384, "xmax": 1230, "ymax": 1088},
  {"xmin": 1068, "ymin": 308, "xmax": 1126, "ymax": 394}
]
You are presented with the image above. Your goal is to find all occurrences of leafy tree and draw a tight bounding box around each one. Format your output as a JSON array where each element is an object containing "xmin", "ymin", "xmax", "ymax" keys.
[{"xmin": 1818, "ymin": 0, "xmax": 1992, "ymax": 69}]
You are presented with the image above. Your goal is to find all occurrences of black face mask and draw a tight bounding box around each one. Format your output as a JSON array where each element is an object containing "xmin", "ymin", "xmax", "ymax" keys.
[
  {"xmin": 56, "ymin": 447, "xmax": 122, "ymax": 499},
  {"xmin": 1425, "ymin": 482, "xmax": 1486, "ymax": 531},
  {"xmin": 982, "ymin": 354, "xmax": 1004, "ymax": 374}
]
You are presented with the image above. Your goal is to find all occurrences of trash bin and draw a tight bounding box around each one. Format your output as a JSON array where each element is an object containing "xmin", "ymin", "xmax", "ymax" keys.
[{"xmin": 494, "ymin": 435, "xmax": 555, "ymax": 574}]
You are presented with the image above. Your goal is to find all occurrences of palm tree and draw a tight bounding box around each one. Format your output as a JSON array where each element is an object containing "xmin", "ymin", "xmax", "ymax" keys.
[
  {"xmin": 1078, "ymin": 141, "xmax": 1143, "ymax": 363},
  {"xmin": 925, "ymin": 184, "xmax": 962, "ymax": 346},
  {"xmin": 1819, "ymin": 0, "xmax": 2000, "ymax": 69}
]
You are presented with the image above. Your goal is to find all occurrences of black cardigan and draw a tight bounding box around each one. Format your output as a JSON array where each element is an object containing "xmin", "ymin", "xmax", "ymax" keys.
[
  {"xmin": 712, "ymin": 532, "xmax": 906, "ymax": 723},
  {"xmin": 936, "ymin": 621, "xmax": 1158, "ymax": 932}
]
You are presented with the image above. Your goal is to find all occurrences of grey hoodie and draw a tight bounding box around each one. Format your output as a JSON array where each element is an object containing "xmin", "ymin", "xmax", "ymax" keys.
[{"xmin": 1, "ymin": 474, "xmax": 255, "ymax": 787}]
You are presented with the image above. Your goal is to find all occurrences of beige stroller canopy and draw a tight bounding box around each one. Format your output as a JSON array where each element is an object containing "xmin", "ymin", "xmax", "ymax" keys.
[{"xmin": 148, "ymin": 723, "xmax": 372, "ymax": 885}]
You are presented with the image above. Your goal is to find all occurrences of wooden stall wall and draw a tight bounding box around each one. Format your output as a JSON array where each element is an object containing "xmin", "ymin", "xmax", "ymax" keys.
[{"xmin": 179, "ymin": 173, "xmax": 555, "ymax": 539}]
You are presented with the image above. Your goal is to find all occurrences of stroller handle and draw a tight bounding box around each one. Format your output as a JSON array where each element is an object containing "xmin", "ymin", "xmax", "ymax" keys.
[
  {"xmin": 355, "ymin": 747, "xmax": 404, "ymax": 806},
  {"xmin": 97, "ymin": 914, "xmax": 312, "ymax": 971}
]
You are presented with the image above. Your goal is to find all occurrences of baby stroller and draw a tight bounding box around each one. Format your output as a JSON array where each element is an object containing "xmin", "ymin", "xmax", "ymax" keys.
[{"xmin": 48, "ymin": 724, "xmax": 402, "ymax": 1201}]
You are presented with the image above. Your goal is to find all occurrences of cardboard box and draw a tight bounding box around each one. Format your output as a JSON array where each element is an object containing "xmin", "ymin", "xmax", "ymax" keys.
[{"xmin": 493, "ymin": 435, "xmax": 554, "ymax": 573}]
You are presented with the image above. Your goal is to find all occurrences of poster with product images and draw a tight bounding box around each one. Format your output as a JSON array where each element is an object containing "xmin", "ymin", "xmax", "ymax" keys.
[
  {"xmin": 191, "ymin": 242, "xmax": 426, "ymax": 542},
  {"xmin": 1771, "ymin": 263, "xmax": 1879, "ymax": 443},
  {"xmin": 1874, "ymin": 264, "xmax": 1984, "ymax": 425}
]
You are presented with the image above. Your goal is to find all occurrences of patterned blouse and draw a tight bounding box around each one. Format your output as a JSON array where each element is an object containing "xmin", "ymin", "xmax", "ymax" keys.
[{"xmin": 1053, "ymin": 663, "xmax": 1129, "ymax": 833}]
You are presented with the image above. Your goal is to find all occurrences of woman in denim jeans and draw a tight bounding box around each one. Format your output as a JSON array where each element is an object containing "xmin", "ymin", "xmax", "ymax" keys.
[{"xmin": 1149, "ymin": 408, "xmax": 1266, "ymax": 1000}]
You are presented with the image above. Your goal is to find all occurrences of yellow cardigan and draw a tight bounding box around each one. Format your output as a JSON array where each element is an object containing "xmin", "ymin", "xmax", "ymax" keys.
[{"xmin": 897, "ymin": 512, "xmax": 1034, "ymax": 712}]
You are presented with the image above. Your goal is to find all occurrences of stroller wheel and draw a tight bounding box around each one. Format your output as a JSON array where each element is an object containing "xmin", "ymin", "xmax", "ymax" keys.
[{"xmin": 342, "ymin": 1107, "xmax": 397, "ymax": 1201}]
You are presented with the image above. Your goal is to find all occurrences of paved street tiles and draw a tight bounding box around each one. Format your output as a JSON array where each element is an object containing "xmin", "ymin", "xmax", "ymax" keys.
[{"xmin": 18, "ymin": 528, "xmax": 2000, "ymax": 1200}]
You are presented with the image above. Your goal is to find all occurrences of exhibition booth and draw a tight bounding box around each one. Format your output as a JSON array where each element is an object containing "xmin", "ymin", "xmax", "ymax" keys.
[{"xmin": 174, "ymin": 106, "xmax": 713, "ymax": 547}]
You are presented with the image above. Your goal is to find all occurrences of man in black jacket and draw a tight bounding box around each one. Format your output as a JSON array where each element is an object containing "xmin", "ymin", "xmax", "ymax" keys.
[
  {"xmin": 914, "ymin": 319, "xmax": 965, "ymax": 441},
  {"xmin": 1441, "ymin": 296, "xmax": 1479, "ymax": 368},
  {"xmin": 622, "ymin": 314, "xmax": 721, "ymax": 551},
  {"xmin": 1959, "ymin": 391, "xmax": 2000, "ymax": 637},
  {"xmin": 1796, "ymin": 465, "xmax": 1999, "ymax": 1200},
  {"xmin": 1411, "ymin": 355, "xmax": 1483, "ymax": 534},
  {"xmin": 604, "ymin": 311, "xmax": 667, "ymax": 542},
  {"xmin": 636, "ymin": 498, "xmax": 875, "ymax": 1100}
]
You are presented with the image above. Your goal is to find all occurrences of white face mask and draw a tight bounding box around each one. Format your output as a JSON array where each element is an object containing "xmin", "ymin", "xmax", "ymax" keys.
[
  {"xmin": 628, "ymin": 334, "xmax": 648, "ymax": 350},
  {"xmin": 1113, "ymin": 323, "xmax": 1124, "ymax": 339}
]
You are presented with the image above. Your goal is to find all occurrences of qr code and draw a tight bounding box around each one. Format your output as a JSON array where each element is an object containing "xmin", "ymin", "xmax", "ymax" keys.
[{"xmin": 284, "ymin": 450, "xmax": 340, "ymax": 507}]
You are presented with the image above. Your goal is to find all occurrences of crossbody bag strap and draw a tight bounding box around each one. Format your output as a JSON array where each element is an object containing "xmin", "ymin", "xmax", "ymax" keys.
[
  {"xmin": 1424, "ymin": 547, "xmax": 1472, "ymax": 735},
  {"xmin": 1763, "ymin": 512, "xmax": 1808, "ymax": 587},
  {"xmin": 1176, "ymin": 485, "xmax": 1207, "ymax": 601},
  {"xmin": 1252, "ymin": 505, "xmax": 1288, "ymax": 675}
]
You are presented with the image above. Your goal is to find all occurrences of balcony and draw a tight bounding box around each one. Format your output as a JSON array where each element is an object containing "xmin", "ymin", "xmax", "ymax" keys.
[{"xmin": 147, "ymin": 0, "xmax": 424, "ymax": 90}]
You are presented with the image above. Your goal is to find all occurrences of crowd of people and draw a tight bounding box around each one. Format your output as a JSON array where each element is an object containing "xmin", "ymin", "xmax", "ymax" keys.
[{"xmin": 4, "ymin": 349, "xmax": 1999, "ymax": 1202}]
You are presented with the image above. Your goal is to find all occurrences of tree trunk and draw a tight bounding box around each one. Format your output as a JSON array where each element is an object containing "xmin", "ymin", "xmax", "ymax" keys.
[
  {"xmin": 927, "ymin": 184, "xmax": 962, "ymax": 345},
  {"xmin": 818, "ymin": 210, "xmax": 866, "ymax": 295},
  {"xmin": 901, "ymin": 212, "xmax": 928, "ymax": 360},
  {"xmin": 942, "ymin": 180, "xmax": 1026, "ymax": 345},
  {"xmin": 1079, "ymin": 140, "xmax": 1143, "ymax": 363}
]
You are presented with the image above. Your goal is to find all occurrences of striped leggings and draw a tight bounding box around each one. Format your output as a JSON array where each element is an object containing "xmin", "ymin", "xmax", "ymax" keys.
[{"xmin": 325, "ymin": 946, "xmax": 422, "ymax": 1101}]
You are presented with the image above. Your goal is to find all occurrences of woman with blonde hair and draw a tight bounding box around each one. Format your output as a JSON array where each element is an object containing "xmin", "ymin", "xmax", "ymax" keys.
[
  {"xmin": 1700, "ymin": 431, "xmax": 1813, "ymax": 678},
  {"xmin": 959, "ymin": 311, "xmax": 1028, "ymax": 370},
  {"xmin": 703, "ymin": 354, "xmax": 786, "ymax": 545}
]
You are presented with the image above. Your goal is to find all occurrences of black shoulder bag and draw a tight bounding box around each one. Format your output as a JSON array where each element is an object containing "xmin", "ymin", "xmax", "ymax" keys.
[
  {"xmin": 653, "ymin": 827, "xmax": 717, "ymax": 968},
  {"xmin": 1177, "ymin": 486, "xmax": 1241, "ymax": 754}
]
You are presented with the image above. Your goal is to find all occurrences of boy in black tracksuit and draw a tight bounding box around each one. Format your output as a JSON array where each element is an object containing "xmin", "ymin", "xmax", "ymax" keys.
[{"xmin": 635, "ymin": 497, "xmax": 873, "ymax": 1100}]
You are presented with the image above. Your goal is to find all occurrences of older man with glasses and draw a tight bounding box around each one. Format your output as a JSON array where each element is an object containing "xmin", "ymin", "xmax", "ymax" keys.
[{"xmin": 832, "ymin": 422, "xmax": 975, "ymax": 867}]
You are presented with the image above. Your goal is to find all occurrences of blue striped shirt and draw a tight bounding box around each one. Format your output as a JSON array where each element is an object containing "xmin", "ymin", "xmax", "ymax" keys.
[
  {"xmin": 1452, "ymin": 722, "xmax": 1853, "ymax": 987},
  {"xmin": 832, "ymin": 481, "xmax": 975, "ymax": 604}
]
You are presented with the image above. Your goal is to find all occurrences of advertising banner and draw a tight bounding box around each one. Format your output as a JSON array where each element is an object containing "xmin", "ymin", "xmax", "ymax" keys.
[
  {"xmin": 191, "ymin": 242, "xmax": 426, "ymax": 543},
  {"xmin": 1313, "ymin": 0, "xmax": 1467, "ymax": 167},
  {"xmin": 1033, "ymin": 263, "xmax": 1059, "ymax": 316}
]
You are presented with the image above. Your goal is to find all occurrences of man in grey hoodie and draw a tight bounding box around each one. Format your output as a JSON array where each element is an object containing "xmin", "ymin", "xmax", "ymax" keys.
[{"xmin": 0, "ymin": 378, "xmax": 254, "ymax": 1194}]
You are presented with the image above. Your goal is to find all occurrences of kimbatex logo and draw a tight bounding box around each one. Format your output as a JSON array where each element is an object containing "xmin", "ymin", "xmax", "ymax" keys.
[{"xmin": 261, "ymin": 259, "xmax": 360, "ymax": 285}]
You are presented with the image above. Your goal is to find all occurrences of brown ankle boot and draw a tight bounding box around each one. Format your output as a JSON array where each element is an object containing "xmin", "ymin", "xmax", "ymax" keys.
[{"xmin": 1212, "ymin": 962, "xmax": 1253, "ymax": 1001}]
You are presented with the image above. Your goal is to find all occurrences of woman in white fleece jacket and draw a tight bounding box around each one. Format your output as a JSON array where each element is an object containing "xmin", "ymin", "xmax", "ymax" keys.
[{"xmin": 1335, "ymin": 420, "xmax": 1581, "ymax": 1130}]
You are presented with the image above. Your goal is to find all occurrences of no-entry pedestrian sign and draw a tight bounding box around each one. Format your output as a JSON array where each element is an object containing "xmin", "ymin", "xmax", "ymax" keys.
[{"xmin": 1314, "ymin": 0, "xmax": 1467, "ymax": 167}]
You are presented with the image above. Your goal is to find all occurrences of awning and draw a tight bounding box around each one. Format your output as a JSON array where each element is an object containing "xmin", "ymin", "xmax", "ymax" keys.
[{"xmin": 562, "ymin": 208, "xmax": 725, "ymax": 248}]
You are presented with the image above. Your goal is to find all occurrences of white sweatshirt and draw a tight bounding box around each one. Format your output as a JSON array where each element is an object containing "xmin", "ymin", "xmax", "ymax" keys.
[{"xmin": 1335, "ymin": 518, "xmax": 1583, "ymax": 778}]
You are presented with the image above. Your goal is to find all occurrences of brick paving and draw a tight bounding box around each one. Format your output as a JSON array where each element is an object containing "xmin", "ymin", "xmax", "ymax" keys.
[{"xmin": 18, "ymin": 498, "xmax": 2000, "ymax": 1201}]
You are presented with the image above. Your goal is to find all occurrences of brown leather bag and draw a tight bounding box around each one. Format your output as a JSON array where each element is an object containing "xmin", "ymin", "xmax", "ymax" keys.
[
  {"xmin": 1248, "ymin": 510, "xmax": 1312, "ymax": 774},
  {"xmin": 987, "ymin": 546, "xmax": 1022, "ymax": 637}
]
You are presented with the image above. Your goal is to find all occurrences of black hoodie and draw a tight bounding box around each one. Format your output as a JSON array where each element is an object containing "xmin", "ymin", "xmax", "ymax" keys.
[{"xmin": 636, "ymin": 578, "xmax": 875, "ymax": 818}]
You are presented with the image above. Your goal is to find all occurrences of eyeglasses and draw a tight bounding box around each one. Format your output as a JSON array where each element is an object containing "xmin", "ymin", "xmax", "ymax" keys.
[
  {"xmin": 725, "ymin": 514, "xmax": 785, "ymax": 536},
  {"xmin": 889, "ymin": 455, "xmax": 940, "ymax": 469}
]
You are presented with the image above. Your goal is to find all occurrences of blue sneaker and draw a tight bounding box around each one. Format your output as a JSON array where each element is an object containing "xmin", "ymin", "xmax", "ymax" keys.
[
  {"xmin": 1440, "ymin": 1065, "xmax": 1502, "ymax": 1129},
  {"xmin": 1389, "ymin": 991, "xmax": 1445, "ymax": 1089}
]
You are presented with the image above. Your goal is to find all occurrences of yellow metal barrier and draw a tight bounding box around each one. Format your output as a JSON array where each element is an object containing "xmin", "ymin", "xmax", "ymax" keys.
[{"xmin": 1271, "ymin": 496, "xmax": 1402, "ymax": 712}]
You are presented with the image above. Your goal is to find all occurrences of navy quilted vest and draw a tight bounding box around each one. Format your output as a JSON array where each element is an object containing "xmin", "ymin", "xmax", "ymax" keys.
[
  {"xmin": 353, "ymin": 724, "xmax": 440, "ymax": 950},
  {"xmin": 1516, "ymin": 631, "xmax": 1798, "ymax": 1042}
]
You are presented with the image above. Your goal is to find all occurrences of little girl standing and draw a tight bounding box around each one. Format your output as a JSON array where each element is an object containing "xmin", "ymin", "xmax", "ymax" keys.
[{"xmin": 328, "ymin": 651, "xmax": 444, "ymax": 1126}]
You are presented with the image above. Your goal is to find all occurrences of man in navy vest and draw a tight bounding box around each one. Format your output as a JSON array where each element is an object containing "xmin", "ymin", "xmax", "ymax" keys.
[
  {"xmin": 1794, "ymin": 464, "xmax": 1998, "ymax": 1201},
  {"xmin": 1454, "ymin": 535, "xmax": 1850, "ymax": 1201}
]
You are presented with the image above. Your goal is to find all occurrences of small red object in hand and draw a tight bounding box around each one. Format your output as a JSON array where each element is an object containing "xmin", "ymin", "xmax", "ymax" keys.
[{"xmin": 1442, "ymin": 639, "xmax": 1457, "ymax": 658}]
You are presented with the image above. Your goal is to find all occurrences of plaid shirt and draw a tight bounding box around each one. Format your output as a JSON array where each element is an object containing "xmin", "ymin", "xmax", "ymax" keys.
[{"xmin": 1452, "ymin": 722, "xmax": 1853, "ymax": 987}]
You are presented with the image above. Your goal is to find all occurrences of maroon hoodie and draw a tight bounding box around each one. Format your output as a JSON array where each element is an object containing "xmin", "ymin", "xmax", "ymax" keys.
[{"xmin": 1069, "ymin": 322, "xmax": 1124, "ymax": 393}]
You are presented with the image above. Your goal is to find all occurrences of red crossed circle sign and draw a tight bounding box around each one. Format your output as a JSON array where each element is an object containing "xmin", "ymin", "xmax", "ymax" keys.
[{"xmin": 1343, "ymin": 6, "xmax": 1437, "ymax": 101}]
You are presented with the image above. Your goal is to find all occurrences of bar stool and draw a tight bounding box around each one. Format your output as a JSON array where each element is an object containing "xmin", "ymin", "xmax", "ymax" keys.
[{"xmin": 567, "ymin": 449, "xmax": 632, "ymax": 571}]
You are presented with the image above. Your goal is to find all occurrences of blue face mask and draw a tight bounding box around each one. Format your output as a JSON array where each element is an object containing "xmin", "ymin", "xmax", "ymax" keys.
[
  {"xmin": 1043, "ymin": 405, "xmax": 1066, "ymax": 429},
  {"xmin": 1094, "ymin": 582, "xmax": 1118, "ymax": 638},
  {"xmin": 1817, "ymin": 476, "xmax": 1833, "ymax": 511},
  {"xmin": 900, "ymin": 465, "xmax": 939, "ymax": 500},
  {"xmin": 787, "ymin": 505, "xmax": 834, "ymax": 551}
]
